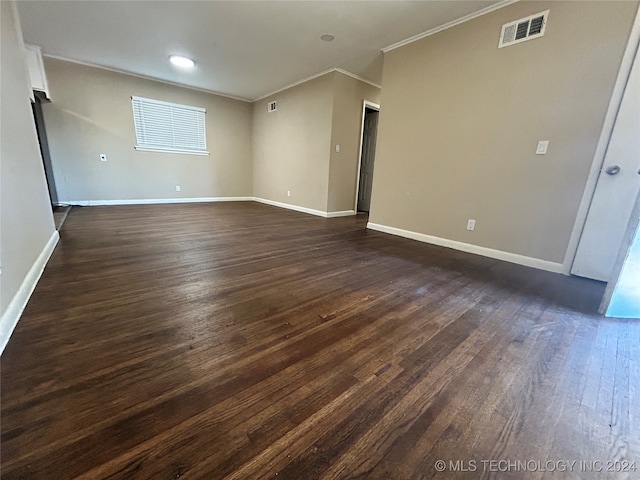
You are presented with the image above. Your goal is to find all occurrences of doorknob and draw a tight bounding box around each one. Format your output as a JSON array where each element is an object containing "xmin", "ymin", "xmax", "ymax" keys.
[{"xmin": 605, "ymin": 165, "xmax": 621, "ymax": 175}]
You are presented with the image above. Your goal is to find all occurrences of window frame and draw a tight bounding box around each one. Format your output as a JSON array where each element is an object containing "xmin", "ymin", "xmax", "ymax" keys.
[{"xmin": 131, "ymin": 96, "xmax": 209, "ymax": 156}]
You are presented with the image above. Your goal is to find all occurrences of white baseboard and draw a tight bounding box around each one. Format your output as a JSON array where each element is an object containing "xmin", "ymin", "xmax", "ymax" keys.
[
  {"xmin": 253, "ymin": 197, "xmax": 326, "ymax": 217},
  {"xmin": 60, "ymin": 197, "xmax": 356, "ymax": 219},
  {"xmin": 327, "ymin": 210, "xmax": 356, "ymax": 218},
  {"xmin": 253, "ymin": 198, "xmax": 356, "ymax": 218},
  {"xmin": 0, "ymin": 230, "xmax": 59, "ymax": 354},
  {"xmin": 367, "ymin": 222, "xmax": 566, "ymax": 274},
  {"xmin": 66, "ymin": 197, "xmax": 254, "ymax": 206}
]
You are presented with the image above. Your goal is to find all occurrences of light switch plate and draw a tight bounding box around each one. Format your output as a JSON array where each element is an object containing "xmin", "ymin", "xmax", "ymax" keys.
[{"xmin": 536, "ymin": 141, "xmax": 549, "ymax": 155}]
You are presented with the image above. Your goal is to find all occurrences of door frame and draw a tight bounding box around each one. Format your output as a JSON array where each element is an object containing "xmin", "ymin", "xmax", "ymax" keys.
[
  {"xmin": 354, "ymin": 100, "xmax": 380, "ymax": 213},
  {"xmin": 564, "ymin": 6, "xmax": 640, "ymax": 275},
  {"xmin": 32, "ymin": 91, "xmax": 58, "ymax": 207}
]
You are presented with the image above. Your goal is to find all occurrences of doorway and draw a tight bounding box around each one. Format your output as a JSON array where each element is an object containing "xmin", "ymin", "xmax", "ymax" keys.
[
  {"xmin": 604, "ymin": 215, "xmax": 640, "ymax": 317},
  {"xmin": 355, "ymin": 101, "xmax": 380, "ymax": 213},
  {"xmin": 570, "ymin": 11, "xmax": 640, "ymax": 318},
  {"xmin": 31, "ymin": 91, "xmax": 58, "ymax": 207},
  {"xmin": 32, "ymin": 91, "xmax": 70, "ymax": 230},
  {"xmin": 571, "ymin": 39, "xmax": 639, "ymax": 281}
]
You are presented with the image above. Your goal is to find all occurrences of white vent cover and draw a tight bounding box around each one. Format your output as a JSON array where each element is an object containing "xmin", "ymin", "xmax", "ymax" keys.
[
  {"xmin": 267, "ymin": 101, "xmax": 277, "ymax": 112},
  {"xmin": 499, "ymin": 10, "xmax": 548, "ymax": 48}
]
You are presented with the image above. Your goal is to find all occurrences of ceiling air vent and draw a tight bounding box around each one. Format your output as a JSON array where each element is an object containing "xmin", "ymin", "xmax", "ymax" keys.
[
  {"xmin": 267, "ymin": 101, "xmax": 277, "ymax": 112},
  {"xmin": 499, "ymin": 10, "xmax": 549, "ymax": 48}
]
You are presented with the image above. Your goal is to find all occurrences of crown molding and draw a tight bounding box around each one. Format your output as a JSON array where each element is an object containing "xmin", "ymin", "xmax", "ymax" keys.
[
  {"xmin": 42, "ymin": 53, "xmax": 252, "ymax": 102},
  {"xmin": 254, "ymin": 67, "xmax": 380, "ymax": 102},
  {"xmin": 253, "ymin": 68, "xmax": 336, "ymax": 102},
  {"xmin": 382, "ymin": 0, "xmax": 519, "ymax": 53},
  {"xmin": 334, "ymin": 69, "xmax": 381, "ymax": 89}
]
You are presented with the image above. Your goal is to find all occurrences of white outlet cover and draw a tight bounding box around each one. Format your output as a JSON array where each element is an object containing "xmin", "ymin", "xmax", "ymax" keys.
[
  {"xmin": 175, "ymin": 185, "xmax": 181, "ymax": 192},
  {"xmin": 335, "ymin": 144, "xmax": 340, "ymax": 153},
  {"xmin": 536, "ymin": 140, "xmax": 549, "ymax": 155},
  {"xmin": 467, "ymin": 219, "xmax": 476, "ymax": 231}
]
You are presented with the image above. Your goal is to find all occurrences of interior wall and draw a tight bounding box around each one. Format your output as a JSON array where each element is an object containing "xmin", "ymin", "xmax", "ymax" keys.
[
  {"xmin": 369, "ymin": 0, "xmax": 638, "ymax": 265},
  {"xmin": 0, "ymin": 1, "xmax": 56, "ymax": 317},
  {"xmin": 42, "ymin": 58, "xmax": 253, "ymax": 203},
  {"xmin": 328, "ymin": 73, "xmax": 381, "ymax": 213},
  {"xmin": 252, "ymin": 73, "xmax": 335, "ymax": 213}
]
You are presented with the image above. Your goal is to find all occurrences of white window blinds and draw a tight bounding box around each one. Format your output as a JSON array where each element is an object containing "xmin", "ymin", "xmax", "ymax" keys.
[{"xmin": 131, "ymin": 96, "xmax": 208, "ymax": 155}]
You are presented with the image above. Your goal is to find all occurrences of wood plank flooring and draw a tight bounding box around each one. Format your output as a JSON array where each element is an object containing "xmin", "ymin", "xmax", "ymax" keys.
[{"xmin": 2, "ymin": 202, "xmax": 639, "ymax": 479}]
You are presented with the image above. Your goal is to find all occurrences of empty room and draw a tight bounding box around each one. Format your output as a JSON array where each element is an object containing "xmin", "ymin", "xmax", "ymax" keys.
[{"xmin": 2, "ymin": 0, "xmax": 640, "ymax": 478}]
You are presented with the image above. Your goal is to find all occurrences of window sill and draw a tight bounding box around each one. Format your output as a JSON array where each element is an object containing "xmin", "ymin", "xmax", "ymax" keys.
[{"xmin": 135, "ymin": 146, "xmax": 210, "ymax": 156}]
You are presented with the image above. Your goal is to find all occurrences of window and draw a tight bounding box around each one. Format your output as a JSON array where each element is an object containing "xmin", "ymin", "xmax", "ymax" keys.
[{"xmin": 131, "ymin": 96, "xmax": 208, "ymax": 155}]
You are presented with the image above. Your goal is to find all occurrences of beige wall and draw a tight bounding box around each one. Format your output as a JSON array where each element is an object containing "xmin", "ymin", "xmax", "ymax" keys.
[
  {"xmin": 252, "ymin": 71, "xmax": 380, "ymax": 214},
  {"xmin": 328, "ymin": 74, "xmax": 381, "ymax": 212},
  {"xmin": 42, "ymin": 58, "xmax": 253, "ymax": 202},
  {"xmin": 0, "ymin": 1, "xmax": 56, "ymax": 317},
  {"xmin": 42, "ymin": 59, "xmax": 380, "ymax": 214},
  {"xmin": 369, "ymin": 0, "xmax": 638, "ymax": 264},
  {"xmin": 252, "ymin": 73, "xmax": 335, "ymax": 212}
]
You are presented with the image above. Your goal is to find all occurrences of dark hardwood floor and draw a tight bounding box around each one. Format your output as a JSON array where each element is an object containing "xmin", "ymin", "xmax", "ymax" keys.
[{"xmin": 2, "ymin": 202, "xmax": 638, "ymax": 479}]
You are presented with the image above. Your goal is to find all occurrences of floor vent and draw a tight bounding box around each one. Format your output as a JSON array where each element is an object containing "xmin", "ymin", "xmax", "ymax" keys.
[
  {"xmin": 499, "ymin": 10, "xmax": 549, "ymax": 48},
  {"xmin": 267, "ymin": 101, "xmax": 277, "ymax": 112}
]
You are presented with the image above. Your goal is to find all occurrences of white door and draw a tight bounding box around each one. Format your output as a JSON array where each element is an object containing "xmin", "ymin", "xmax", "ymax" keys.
[{"xmin": 571, "ymin": 47, "xmax": 640, "ymax": 281}]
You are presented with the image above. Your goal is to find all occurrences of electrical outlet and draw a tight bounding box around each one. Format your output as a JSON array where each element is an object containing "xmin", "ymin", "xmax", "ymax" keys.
[
  {"xmin": 99, "ymin": 153, "xmax": 107, "ymax": 162},
  {"xmin": 287, "ymin": 190, "xmax": 291, "ymax": 197},
  {"xmin": 335, "ymin": 144, "xmax": 340, "ymax": 153},
  {"xmin": 467, "ymin": 219, "xmax": 476, "ymax": 231},
  {"xmin": 175, "ymin": 185, "xmax": 181, "ymax": 192}
]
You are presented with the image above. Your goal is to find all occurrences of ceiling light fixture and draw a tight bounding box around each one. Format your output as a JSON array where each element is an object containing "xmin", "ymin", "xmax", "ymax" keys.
[
  {"xmin": 169, "ymin": 55, "xmax": 196, "ymax": 68},
  {"xmin": 320, "ymin": 34, "xmax": 335, "ymax": 42}
]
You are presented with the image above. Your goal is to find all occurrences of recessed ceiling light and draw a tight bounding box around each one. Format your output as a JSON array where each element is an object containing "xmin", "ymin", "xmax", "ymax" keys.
[
  {"xmin": 169, "ymin": 55, "xmax": 196, "ymax": 68},
  {"xmin": 320, "ymin": 34, "xmax": 335, "ymax": 42}
]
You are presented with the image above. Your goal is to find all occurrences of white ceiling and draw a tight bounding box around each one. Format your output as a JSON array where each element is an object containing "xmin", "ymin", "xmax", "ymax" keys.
[{"xmin": 17, "ymin": 0, "xmax": 502, "ymax": 101}]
